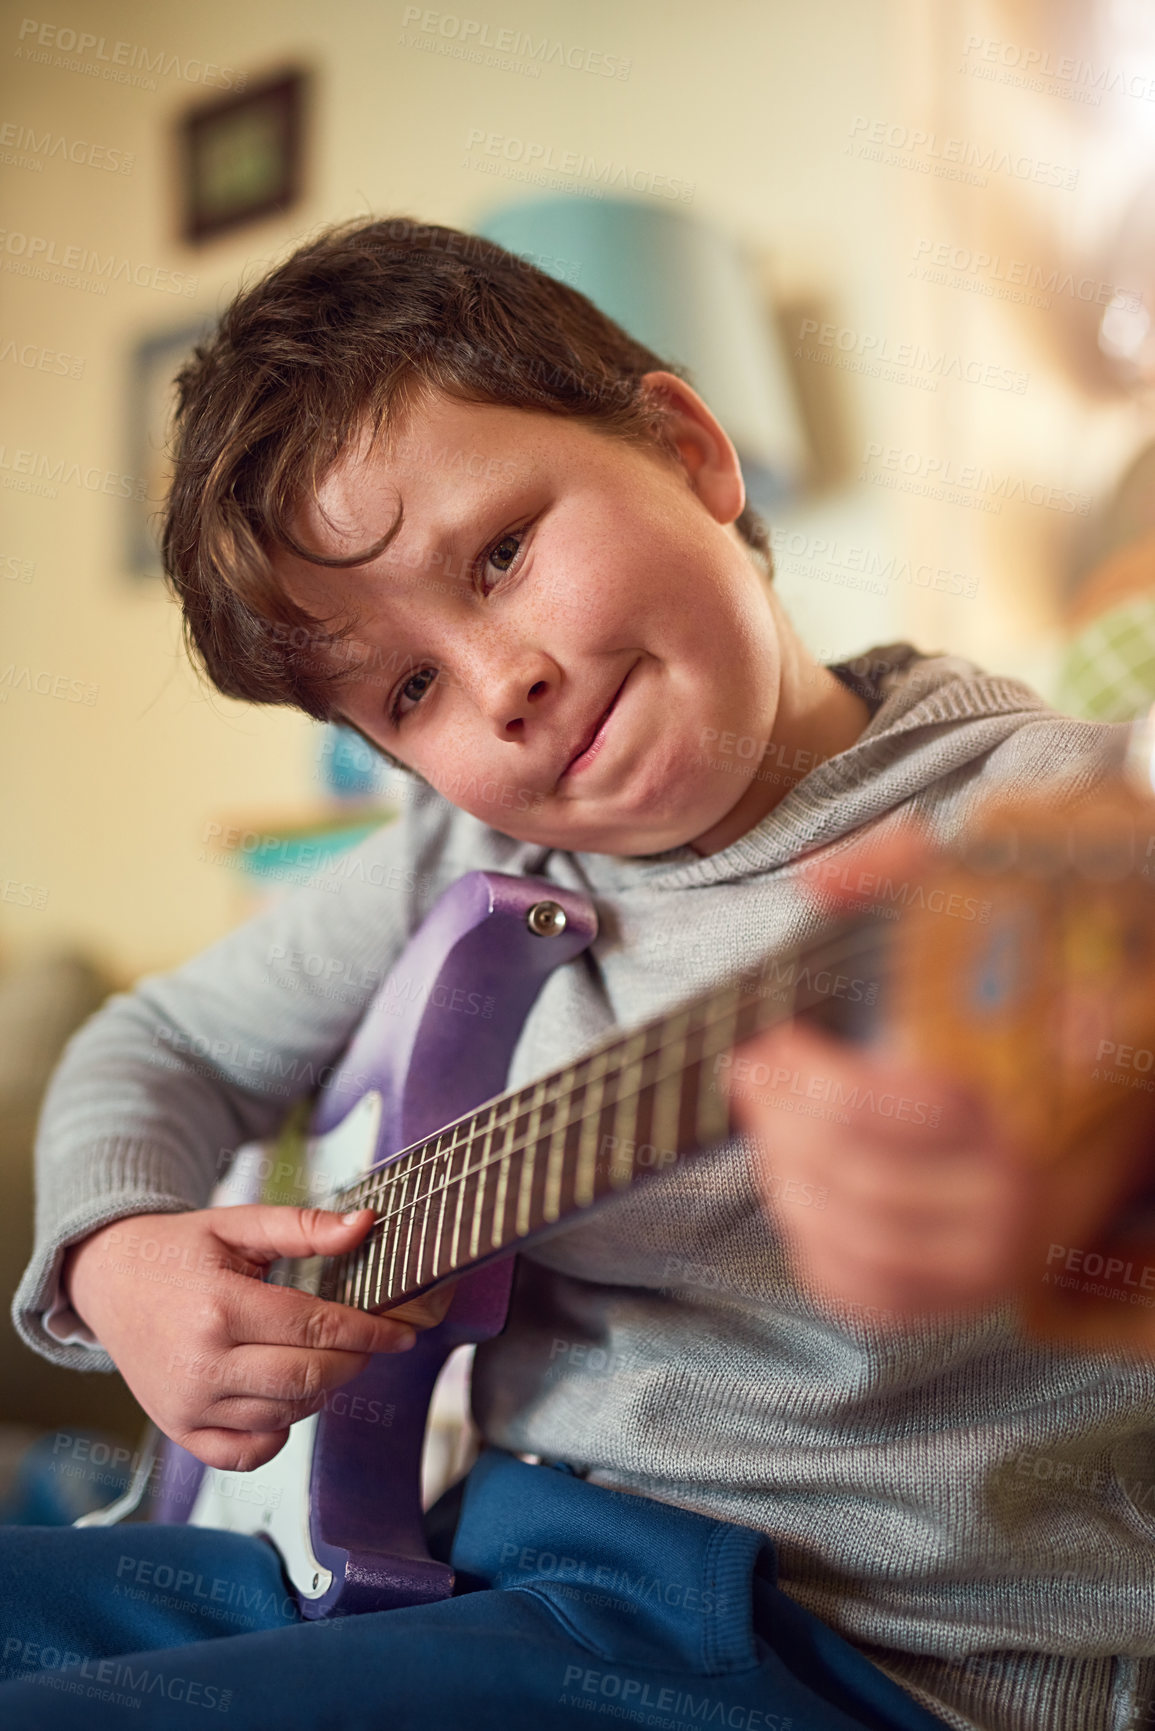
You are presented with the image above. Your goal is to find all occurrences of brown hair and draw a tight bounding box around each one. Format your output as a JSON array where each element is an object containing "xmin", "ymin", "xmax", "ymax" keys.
[{"xmin": 161, "ymin": 215, "xmax": 771, "ymax": 725}]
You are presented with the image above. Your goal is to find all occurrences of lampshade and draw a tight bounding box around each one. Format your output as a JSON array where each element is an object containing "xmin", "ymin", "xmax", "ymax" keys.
[{"xmin": 478, "ymin": 197, "xmax": 807, "ymax": 510}]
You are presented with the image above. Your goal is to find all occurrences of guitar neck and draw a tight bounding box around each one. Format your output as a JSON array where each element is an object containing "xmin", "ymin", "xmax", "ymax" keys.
[{"xmin": 312, "ymin": 915, "xmax": 883, "ymax": 1314}]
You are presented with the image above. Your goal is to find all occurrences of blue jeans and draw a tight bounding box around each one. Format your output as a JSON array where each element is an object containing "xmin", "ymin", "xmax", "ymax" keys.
[{"xmin": 0, "ymin": 1448, "xmax": 949, "ymax": 1729}]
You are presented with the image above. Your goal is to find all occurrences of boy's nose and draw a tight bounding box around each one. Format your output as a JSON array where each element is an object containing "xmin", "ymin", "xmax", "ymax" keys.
[{"xmin": 475, "ymin": 650, "xmax": 558, "ymax": 738}]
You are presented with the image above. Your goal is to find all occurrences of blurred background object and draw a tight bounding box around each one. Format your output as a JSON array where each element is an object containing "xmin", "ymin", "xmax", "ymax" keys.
[
  {"xmin": 0, "ymin": 951, "xmax": 146, "ymax": 1496},
  {"xmin": 479, "ymin": 195, "xmax": 808, "ymax": 511},
  {"xmin": 1058, "ymin": 442, "xmax": 1155, "ymax": 719},
  {"xmin": 178, "ymin": 66, "xmax": 308, "ymax": 244}
]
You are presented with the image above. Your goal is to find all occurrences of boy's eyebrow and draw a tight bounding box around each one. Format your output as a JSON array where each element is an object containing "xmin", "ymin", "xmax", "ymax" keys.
[
  {"xmin": 298, "ymin": 466, "xmax": 540, "ymax": 693},
  {"xmin": 319, "ymin": 479, "xmax": 491, "ymax": 574},
  {"xmin": 350, "ymin": 470, "xmax": 537, "ymax": 588}
]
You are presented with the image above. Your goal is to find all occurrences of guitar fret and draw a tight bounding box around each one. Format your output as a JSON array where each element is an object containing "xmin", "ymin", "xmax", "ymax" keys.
[
  {"xmin": 428, "ymin": 1127, "xmax": 459, "ymax": 1282},
  {"xmin": 361, "ymin": 992, "xmax": 740, "ymax": 1279},
  {"xmin": 649, "ymin": 1008, "xmax": 689, "ymax": 1162},
  {"xmin": 362, "ymin": 1225, "xmax": 381, "ymax": 1310},
  {"xmin": 541, "ymin": 1074, "xmax": 569, "ymax": 1223},
  {"xmin": 363, "ymin": 1216, "xmax": 382, "ymax": 1311},
  {"xmin": 351, "ymin": 1225, "xmax": 369, "ymax": 1311},
  {"xmin": 368, "ymin": 1175, "xmax": 393, "ymax": 1308},
  {"xmin": 469, "ymin": 1104, "xmax": 496, "ymax": 1261},
  {"xmin": 386, "ymin": 1150, "xmax": 418, "ymax": 1298},
  {"xmin": 375, "ymin": 1193, "xmax": 397, "ymax": 1306},
  {"xmin": 489, "ymin": 1101, "xmax": 517, "ymax": 1250},
  {"xmin": 608, "ymin": 1028, "xmax": 651, "ymax": 1188},
  {"xmin": 378, "ymin": 1206, "xmax": 402, "ymax": 1308},
  {"xmin": 406, "ymin": 1137, "xmax": 438, "ymax": 1293},
  {"xmin": 695, "ymin": 983, "xmax": 743, "ymax": 1147},
  {"xmin": 416, "ymin": 1139, "xmax": 445, "ymax": 1285},
  {"xmin": 369, "ymin": 1227, "xmax": 385, "ymax": 1310},
  {"xmin": 676, "ymin": 1021, "xmax": 715, "ymax": 1154},
  {"xmin": 573, "ymin": 1051, "xmax": 612, "ymax": 1207},
  {"xmin": 446, "ymin": 1119, "xmax": 470, "ymax": 1272},
  {"xmin": 515, "ymin": 1077, "xmax": 549, "ymax": 1237}
]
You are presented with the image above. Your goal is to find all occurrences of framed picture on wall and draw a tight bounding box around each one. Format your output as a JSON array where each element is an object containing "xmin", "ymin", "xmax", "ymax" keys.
[
  {"xmin": 126, "ymin": 322, "xmax": 214, "ymax": 579},
  {"xmin": 178, "ymin": 69, "xmax": 308, "ymax": 245}
]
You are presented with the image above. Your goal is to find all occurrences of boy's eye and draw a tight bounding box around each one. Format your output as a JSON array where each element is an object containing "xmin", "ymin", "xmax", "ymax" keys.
[
  {"xmin": 482, "ymin": 528, "xmax": 525, "ymax": 584},
  {"xmin": 390, "ymin": 526, "xmax": 529, "ymax": 724},
  {"xmin": 488, "ymin": 532, "xmax": 521, "ymax": 571},
  {"xmin": 391, "ymin": 665, "xmax": 437, "ymax": 723}
]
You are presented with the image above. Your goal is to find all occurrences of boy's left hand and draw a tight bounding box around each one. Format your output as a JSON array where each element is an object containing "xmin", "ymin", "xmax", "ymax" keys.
[{"xmin": 725, "ymin": 1018, "xmax": 1037, "ymax": 1322}]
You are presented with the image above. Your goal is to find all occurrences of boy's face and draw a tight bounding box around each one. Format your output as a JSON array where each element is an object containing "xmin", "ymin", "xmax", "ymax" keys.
[{"xmin": 277, "ymin": 375, "xmax": 802, "ymax": 857}]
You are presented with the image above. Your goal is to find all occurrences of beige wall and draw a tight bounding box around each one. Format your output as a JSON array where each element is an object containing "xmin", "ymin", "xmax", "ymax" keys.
[{"xmin": 1, "ymin": 0, "xmax": 1149, "ymax": 980}]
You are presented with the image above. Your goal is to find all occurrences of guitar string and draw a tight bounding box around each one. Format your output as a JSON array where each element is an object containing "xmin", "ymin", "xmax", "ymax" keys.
[
  {"xmin": 353, "ymin": 1010, "xmax": 719, "ymax": 1226},
  {"xmin": 333, "ymin": 1022, "xmax": 694, "ymax": 1224},
  {"xmin": 331, "ymin": 939, "xmax": 888, "ymax": 1306},
  {"xmin": 331, "ymin": 989, "xmax": 738, "ymax": 1213},
  {"xmin": 327, "ymin": 997, "xmax": 743, "ymax": 1306},
  {"xmin": 329, "ymin": 940, "xmax": 879, "ymax": 1278},
  {"xmin": 326, "ymin": 918, "xmax": 887, "ymax": 1288},
  {"xmin": 363, "ymin": 993, "xmax": 738, "ymax": 1239},
  {"xmin": 325, "ymin": 917, "xmax": 882, "ymax": 1219},
  {"xmin": 340, "ymin": 1017, "xmax": 741, "ymax": 1308},
  {"xmin": 321, "ymin": 920, "xmax": 888, "ymax": 1299}
]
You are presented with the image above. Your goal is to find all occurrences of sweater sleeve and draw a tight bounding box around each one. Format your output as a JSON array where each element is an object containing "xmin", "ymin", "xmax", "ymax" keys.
[{"xmin": 10, "ymin": 788, "xmax": 487, "ymax": 1371}]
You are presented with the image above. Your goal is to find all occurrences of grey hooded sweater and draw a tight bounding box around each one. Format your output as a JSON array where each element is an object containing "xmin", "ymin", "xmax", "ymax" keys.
[{"xmin": 12, "ymin": 645, "xmax": 1155, "ymax": 1731}]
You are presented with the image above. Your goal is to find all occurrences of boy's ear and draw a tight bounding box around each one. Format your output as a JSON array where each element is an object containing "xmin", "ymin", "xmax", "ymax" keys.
[{"xmin": 638, "ymin": 370, "xmax": 747, "ymax": 527}]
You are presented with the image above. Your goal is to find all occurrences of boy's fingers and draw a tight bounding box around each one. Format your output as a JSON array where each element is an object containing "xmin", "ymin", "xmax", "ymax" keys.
[
  {"xmin": 827, "ymin": 1153, "xmax": 1011, "ymax": 1212},
  {"xmin": 791, "ymin": 1186, "xmax": 1024, "ymax": 1304},
  {"xmin": 227, "ymin": 1280, "xmax": 418, "ymax": 1355},
  {"xmin": 799, "ymin": 1239, "xmax": 1003, "ymax": 1318},
  {"xmin": 815, "ymin": 1205, "xmax": 1015, "ymax": 1273},
  {"xmin": 196, "ymin": 1348, "xmax": 379, "ymax": 1432},
  {"xmin": 730, "ymin": 1022, "xmax": 990, "ymax": 1150},
  {"xmin": 173, "ymin": 1426, "xmax": 292, "ymax": 1475},
  {"xmin": 208, "ymin": 1204, "xmax": 377, "ymax": 1268}
]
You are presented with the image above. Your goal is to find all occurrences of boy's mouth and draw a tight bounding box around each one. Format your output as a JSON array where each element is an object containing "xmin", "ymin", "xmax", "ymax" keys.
[{"xmin": 558, "ymin": 664, "xmax": 635, "ymax": 785}]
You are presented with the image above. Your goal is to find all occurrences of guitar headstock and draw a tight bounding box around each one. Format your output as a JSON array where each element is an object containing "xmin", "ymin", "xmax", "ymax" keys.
[{"xmin": 887, "ymin": 775, "xmax": 1155, "ymax": 1354}]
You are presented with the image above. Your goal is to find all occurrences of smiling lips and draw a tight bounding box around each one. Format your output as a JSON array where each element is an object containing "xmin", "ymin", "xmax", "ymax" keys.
[{"xmin": 559, "ymin": 666, "xmax": 633, "ymax": 784}]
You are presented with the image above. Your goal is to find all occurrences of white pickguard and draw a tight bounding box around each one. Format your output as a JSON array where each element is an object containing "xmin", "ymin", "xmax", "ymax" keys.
[
  {"xmin": 188, "ymin": 1092, "xmax": 384, "ymax": 1602},
  {"xmin": 186, "ymin": 1091, "xmax": 479, "ymax": 1602},
  {"xmin": 189, "ymin": 1414, "xmax": 329, "ymax": 1598}
]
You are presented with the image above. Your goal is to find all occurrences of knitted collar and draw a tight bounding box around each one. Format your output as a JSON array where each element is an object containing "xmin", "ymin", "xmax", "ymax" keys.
[{"xmin": 551, "ymin": 642, "xmax": 1056, "ymax": 891}]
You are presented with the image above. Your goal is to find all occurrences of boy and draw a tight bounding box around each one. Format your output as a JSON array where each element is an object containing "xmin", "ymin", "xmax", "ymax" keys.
[{"xmin": 4, "ymin": 218, "xmax": 1154, "ymax": 1730}]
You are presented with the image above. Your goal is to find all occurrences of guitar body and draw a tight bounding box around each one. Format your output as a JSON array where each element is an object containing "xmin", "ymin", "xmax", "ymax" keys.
[{"xmin": 154, "ymin": 871, "xmax": 597, "ymax": 1618}]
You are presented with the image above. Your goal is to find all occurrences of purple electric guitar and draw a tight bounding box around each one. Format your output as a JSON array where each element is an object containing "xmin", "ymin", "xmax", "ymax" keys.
[
  {"xmin": 83, "ymin": 783, "xmax": 1155, "ymax": 1618},
  {"xmin": 130, "ymin": 867, "xmax": 884, "ymax": 1618}
]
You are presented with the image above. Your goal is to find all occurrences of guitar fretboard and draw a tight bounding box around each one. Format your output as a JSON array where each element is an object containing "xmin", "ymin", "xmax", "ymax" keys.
[{"xmin": 316, "ymin": 918, "xmax": 881, "ymax": 1313}]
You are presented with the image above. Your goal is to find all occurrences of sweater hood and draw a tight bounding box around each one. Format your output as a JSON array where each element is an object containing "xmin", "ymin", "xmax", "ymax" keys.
[{"xmin": 566, "ymin": 642, "xmax": 1094, "ymax": 893}]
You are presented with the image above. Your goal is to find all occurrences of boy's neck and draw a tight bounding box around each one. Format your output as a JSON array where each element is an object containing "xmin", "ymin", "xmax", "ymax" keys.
[{"xmin": 687, "ymin": 635, "xmax": 873, "ymax": 858}]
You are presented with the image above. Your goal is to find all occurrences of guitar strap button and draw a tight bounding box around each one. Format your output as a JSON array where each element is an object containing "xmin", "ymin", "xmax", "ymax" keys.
[{"xmin": 527, "ymin": 901, "xmax": 567, "ymax": 937}]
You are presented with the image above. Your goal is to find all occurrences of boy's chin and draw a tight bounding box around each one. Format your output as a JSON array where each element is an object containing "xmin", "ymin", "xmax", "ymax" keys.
[{"xmin": 494, "ymin": 794, "xmax": 733, "ymax": 859}]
